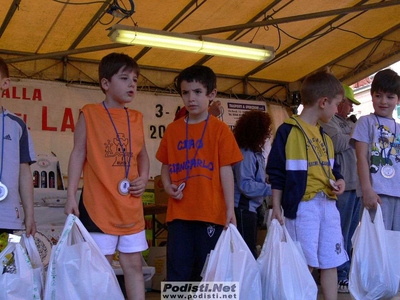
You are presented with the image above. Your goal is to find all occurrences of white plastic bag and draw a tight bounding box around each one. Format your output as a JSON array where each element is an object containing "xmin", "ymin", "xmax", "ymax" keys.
[
  {"xmin": 386, "ymin": 229, "xmax": 400, "ymax": 292},
  {"xmin": 0, "ymin": 240, "xmax": 41, "ymax": 300},
  {"xmin": 349, "ymin": 205, "xmax": 399, "ymax": 300},
  {"xmin": 257, "ymin": 219, "xmax": 318, "ymax": 300},
  {"xmin": 22, "ymin": 234, "xmax": 44, "ymax": 299},
  {"xmin": 201, "ymin": 224, "xmax": 262, "ymax": 299},
  {"xmin": 43, "ymin": 214, "xmax": 124, "ymax": 300}
]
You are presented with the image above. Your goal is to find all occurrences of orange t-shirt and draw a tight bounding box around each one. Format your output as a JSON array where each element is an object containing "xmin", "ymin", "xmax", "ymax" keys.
[
  {"xmin": 156, "ymin": 115, "xmax": 242, "ymax": 226},
  {"xmin": 81, "ymin": 103, "xmax": 145, "ymax": 235}
]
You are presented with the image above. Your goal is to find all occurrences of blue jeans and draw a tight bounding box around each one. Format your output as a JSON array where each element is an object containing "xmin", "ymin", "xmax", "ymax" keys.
[
  {"xmin": 166, "ymin": 220, "xmax": 223, "ymax": 281},
  {"xmin": 336, "ymin": 190, "xmax": 361, "ymax": 281}
]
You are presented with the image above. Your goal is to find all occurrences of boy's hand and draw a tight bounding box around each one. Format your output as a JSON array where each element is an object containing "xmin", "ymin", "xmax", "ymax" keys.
[
  {"xmin": 64, "ymin": 197, "xmax": 80, "ymax": 217},
  {"xmin": 129, "ymin": 177, "xmax": 147, "ymax": 197},
  {"xmin": 24, "ymin": 217, "xmax": 37, "ymax": 237},
  {"xmin": 225, "ymin": 208, "xmax": 236, "ymax": 229},
  {"xmin": 362, "ymin": 188, "xmax": 381, "ymax": 210},
  {"xmin": 331, "ymin": 178, "xmax": 345, "ymax": 195},
  {"xmin": 271, "ymin": 207, "xmax": 284, "ymax": 225},
  {"xmin": 165, "ymin": 183, "xmax": 183, "ymax": 200}
]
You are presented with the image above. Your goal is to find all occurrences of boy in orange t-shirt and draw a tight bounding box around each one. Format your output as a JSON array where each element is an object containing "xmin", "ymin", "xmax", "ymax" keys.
[
  {"xmin": 156, "ymin": 65, "xmax": 242, "ymax": 281},
  {"xmin": 65, "ymin": 53, "xmax": 150, "ymax": 300}
]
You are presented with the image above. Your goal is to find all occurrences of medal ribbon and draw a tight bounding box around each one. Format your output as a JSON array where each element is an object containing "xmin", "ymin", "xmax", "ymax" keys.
[
  {"xmin": 375, "ymin": 114, "xmax": 397, "ymax": 165},
  {"xmin": 0, "ymin": 108, "xmax": 4, "ymax": 182},
  {"xmin": 184, "ymin": 113, "xmax": 210, "ymax": 184},
  {"xmin": 291, "ymin": 117, "xmax": 333, "ymax": 181},
  {"xmin": 102, "ymin": 102, "xmax": 132, "ymax": 180}
]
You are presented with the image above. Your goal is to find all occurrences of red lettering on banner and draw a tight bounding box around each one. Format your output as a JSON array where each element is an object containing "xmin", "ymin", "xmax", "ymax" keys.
[
  {"xmin": 42, "ymin": 106, "xmax": 57, "ymax": 131},
  {"xmin": 11, "ymin": 87, "xmax": 20, "ymax": 99},
  {"xmin": 1, "ymin": 90, "xmax": 7, "ymax": 98},
  {"xmin": 60, "ymin": 108, "xmax": 75, "ymax": 132},
  {"xmin": 1, "ymin": 87, "xmax": 42, "ymax": 101},
  {"xmin": 32, "ymin": 89, "xmax": 42, "ymax": 101}
]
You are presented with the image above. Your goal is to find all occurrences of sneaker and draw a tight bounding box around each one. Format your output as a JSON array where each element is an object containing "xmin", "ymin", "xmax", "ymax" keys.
[{"xmin": 338, "ymin": 279, "xmax": 349, "ymax": 293}]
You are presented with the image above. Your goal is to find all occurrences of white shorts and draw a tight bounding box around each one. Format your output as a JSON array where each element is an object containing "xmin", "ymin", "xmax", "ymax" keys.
[
  {"xmin": 285, "ymin": 192, "xmax": 348, "ymax": 269},
  {"xmin": 90, "ymin": 230, "xmax": 148, "ymax": 255}
]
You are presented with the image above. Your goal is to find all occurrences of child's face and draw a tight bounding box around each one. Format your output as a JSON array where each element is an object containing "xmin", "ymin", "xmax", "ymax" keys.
[
  {"xmin": 320, "ymin": 94, "xmax": 342, "ymax": 123},
  {"xmin": 372, "ymin": 91, "xmax": 399, "ymax": 118},
  {"xmin": 180, "ymin": 80, "xmax": 216, "ymax": 121},
  {"xmin": 101, "ymin": 67, "xmax": 138, "ymax": 107},
  {"xmin": 0, "ymin": 72, "xmax": 10, "ymax": 91}
]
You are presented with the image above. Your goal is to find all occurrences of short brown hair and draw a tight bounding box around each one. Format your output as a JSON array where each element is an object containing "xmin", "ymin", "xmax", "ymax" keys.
[
  {"xmin": 300, "ymin": 71, "xmax": 343, "ymax": 106},
  {"xmin": 98, "ymin": 53, "xmax": 139, "ymax": 94}
]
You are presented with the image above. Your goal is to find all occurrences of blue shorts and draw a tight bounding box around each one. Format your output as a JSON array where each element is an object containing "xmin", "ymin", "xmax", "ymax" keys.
[{"xmin": 285, "ymin": 192, "xmax": 349, "ymax": 269}]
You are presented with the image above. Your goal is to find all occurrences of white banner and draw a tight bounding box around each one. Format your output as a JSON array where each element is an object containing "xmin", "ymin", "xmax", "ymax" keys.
[{"xmin": 2, "ymin": 79, "xmax": 266, "ymax": 179}]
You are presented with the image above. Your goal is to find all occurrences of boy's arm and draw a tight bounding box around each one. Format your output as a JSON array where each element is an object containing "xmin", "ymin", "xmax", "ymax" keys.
[
  {"xmin": 271, "ymin": 189, "xmax": 284, "ymax": 225},
  {"xmin": 19, "ymin": 163, "xmax": 36, "ymax": 237},
  {"xmin": 160, "ymin": 164, "xmax": 181, "ymax": 200},
  {"xmin": 129, "ymin": 143, "xmax": 150, "ymax": 197},
  {"xmin": 65, "ymin": 114, "xmax": 87, "ymax": 216},
  {"xmin": 220, "ymin": 165, "xmax": 236, "ymax": 228},
  {"xmin": 355, "ymin": 140, "xmax": 381, "ymax": 209}
]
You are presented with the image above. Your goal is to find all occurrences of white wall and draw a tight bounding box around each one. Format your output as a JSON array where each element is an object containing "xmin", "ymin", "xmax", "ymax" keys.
[{"xmin": 2, "ymin": 78, "xmax": 274, "ymax": 180}]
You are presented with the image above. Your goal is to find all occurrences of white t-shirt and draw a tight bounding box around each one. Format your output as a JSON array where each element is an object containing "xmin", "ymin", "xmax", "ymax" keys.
[{"xmin": 351, "ymin": 113, "xmax": 400, "ymax": 197}]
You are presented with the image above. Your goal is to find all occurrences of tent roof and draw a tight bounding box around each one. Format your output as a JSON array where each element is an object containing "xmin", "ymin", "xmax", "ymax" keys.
[{"xmin": 1, "ymin": 0, "xmax": 400, "ymax": 105}]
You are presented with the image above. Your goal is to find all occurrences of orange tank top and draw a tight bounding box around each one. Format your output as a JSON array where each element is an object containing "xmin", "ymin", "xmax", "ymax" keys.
[{"xmin": 81, "ymin": 103, "xmax": 145, "ymax": 235}]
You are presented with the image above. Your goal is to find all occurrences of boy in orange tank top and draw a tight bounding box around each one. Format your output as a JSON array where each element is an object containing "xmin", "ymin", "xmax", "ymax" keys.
[{"xmin": 65, "ymin": 53, "xmax": 150, "ymax": 300}]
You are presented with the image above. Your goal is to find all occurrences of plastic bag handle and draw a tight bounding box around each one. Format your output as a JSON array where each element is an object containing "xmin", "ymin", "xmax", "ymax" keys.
[{"xmin": 22, "ymin": 234, "xmax": 43, "ymax": 268}]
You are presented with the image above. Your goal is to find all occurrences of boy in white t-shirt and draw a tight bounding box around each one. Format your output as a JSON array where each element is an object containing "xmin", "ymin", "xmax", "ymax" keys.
[{"xmin": 351, "ymin": 68, "xmax": 400, "ymax": 230}]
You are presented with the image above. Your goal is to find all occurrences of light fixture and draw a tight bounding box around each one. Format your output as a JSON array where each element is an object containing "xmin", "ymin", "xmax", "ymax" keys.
[{"xmin": 108, "ymin": 25, "xmax": 275, "ymax": 62}]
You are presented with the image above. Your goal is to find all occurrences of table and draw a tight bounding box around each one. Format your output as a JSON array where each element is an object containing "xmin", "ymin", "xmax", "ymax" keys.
[{"xmin": 143, "ymin": 205, "xmax": 167, "ymax": 246}]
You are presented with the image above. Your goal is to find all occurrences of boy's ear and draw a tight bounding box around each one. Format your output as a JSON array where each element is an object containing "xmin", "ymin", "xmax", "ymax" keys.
[
  {"xmin": 0, "ymin": 77, "xmax": 10, "ymax": 91},
  {"xmin": 100, "ymin": 78, "xmax": 109, "ymax": 91},
  {"xmin": 208, "ymin": 88, "xmax": 217, "ymax": 101},
  {"xmin": 319, "ymin": 97, "xmax": 328, "ymax": 108}
]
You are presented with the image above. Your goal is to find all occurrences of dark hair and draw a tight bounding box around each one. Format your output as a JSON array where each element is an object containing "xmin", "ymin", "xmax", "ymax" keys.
[
  {"xmin": 371, "ymin": 69, "xmax": 400, "ymax": 98},
  {"xmin": 300, "ymin": 71, "xmax": 343, "ymax": 106},
  {"xmin": 233, "ymin": 110, "xmax": 272, "ymax": 152},
  {"xmin": 98, "ymin": 53, "xmax": 139, "ymax": 93},
  {"xmin": 174, "ymin": 65, "xmax": 217, "ymax": 96},
  {"xmin": 0, "ymin": 57, "xmax": 9, "ymax": 79}
]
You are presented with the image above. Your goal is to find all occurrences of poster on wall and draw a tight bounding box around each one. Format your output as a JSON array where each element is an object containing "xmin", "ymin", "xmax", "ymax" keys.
[{"xmin": 2, "ymin": 79, "xmax": 267, "ymax": 180}]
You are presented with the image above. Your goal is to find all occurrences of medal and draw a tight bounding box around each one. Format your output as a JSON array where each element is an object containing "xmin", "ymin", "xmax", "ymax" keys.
[
  {"xmin": 329, "ymin": 179, "xmax": 339, "ymax": 191},
  {"xmin": 0, "ymin": 182, "xmax": 8, "ymax": 201},
  {"xmin": 118, "ymin": 178, "xmax": 131, "ymax": 195},
  {"xmin": 103, "ymin": 102, "xmax": 132, "ymax": 196},
  {"xmin": 375, "ymin": 115, "xmax": 397, "ymax": 180},
  {"xmin": 381, "ymin": 165, "xmax": 395, "ymax": 179},
  {"xmin": 291, "ymin": 117, "xmax": 338, "ymax": 191},
  {"xmin": 0, "ymin": 109, "xmax": 6, "ymax": 201},
  {"xmin": 177, "ymin": 182, "xmax": 186, "ymax": 192}
]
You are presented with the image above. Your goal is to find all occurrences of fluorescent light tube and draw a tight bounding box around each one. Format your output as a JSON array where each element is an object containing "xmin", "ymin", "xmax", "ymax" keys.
[{"xmin": 109, "ymin": 25, "xmax": 275, "ymax": 62}]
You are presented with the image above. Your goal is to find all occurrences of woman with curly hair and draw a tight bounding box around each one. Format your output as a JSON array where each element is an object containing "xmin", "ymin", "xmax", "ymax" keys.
[{"xmin": 233, "ymin": 110, "xmax": 272, "ymax": 258}]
